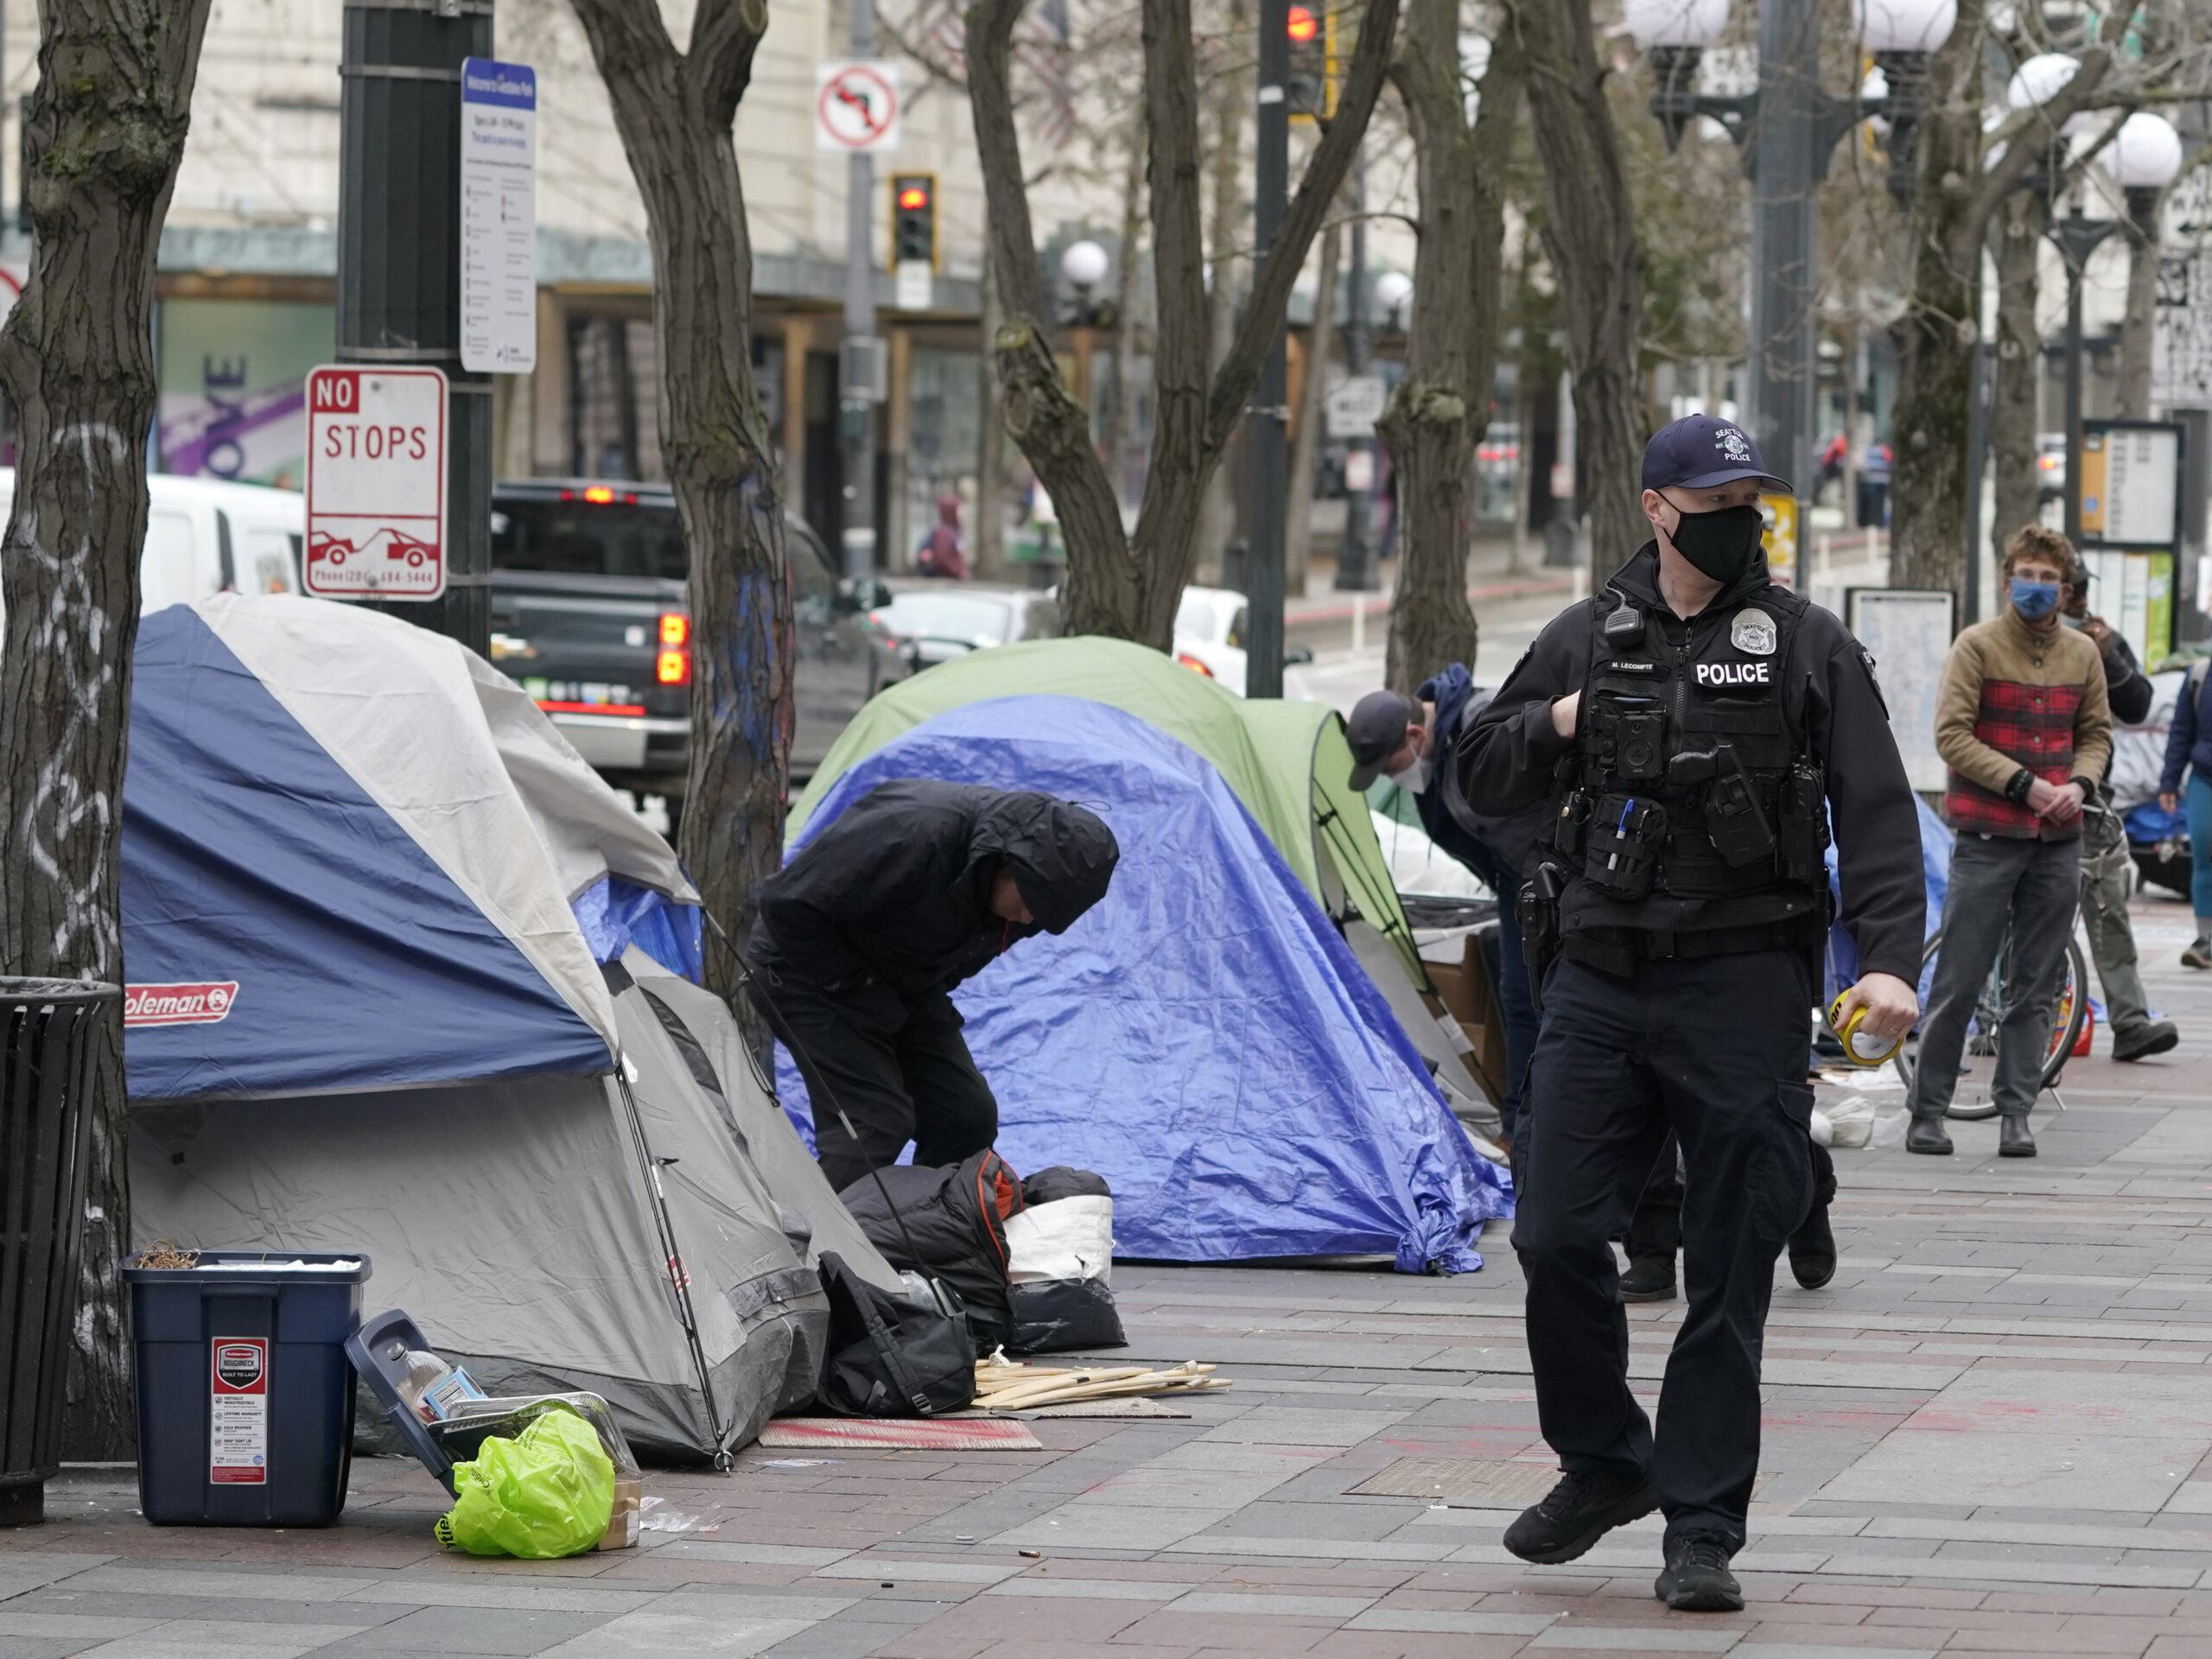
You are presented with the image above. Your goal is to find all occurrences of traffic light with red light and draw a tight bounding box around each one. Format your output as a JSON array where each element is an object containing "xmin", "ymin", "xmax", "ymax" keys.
[
  {"xmin": 1292, "ymin": 3, "xmax": 1336, "ymax": 123},
  {"xmin": 1286, "ymin": 3, "xmax": 1337, "ymax": 120},
  {"xmin": 891, "ymin": 174, "xmax": 938, "ymax": 270}
]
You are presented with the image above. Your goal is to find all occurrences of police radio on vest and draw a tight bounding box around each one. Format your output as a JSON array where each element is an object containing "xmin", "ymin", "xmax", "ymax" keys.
[{"xmin": 1695, "ymin": 661, "xmax": 1772, "ymax": 687}]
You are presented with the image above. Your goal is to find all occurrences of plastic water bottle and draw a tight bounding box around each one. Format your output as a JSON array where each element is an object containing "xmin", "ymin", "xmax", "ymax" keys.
[{"xmin": 396, "ymin": 1349, "xmax": 486, "ymax": 1423}]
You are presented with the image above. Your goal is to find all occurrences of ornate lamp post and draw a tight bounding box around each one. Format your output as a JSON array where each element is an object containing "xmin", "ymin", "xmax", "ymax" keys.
[
  {"xmin": 1625, "ymin": 0, "xmax": 1954, "ymax": 575},
  {"xmin": 2046, "ymin": 108, "xmax": 2182, "ymax": 542}
]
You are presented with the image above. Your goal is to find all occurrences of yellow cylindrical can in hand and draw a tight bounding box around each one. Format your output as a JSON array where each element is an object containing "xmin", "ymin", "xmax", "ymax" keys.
[{"xmin": 1826, "ymin": 992, "xmax": 1903, "ymax": 1068}]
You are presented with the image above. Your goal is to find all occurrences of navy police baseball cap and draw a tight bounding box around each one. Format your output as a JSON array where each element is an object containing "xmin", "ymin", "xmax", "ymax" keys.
[{"xmin": 1641, "ymin": 414, "xmax": 1791, "ymax": 495}]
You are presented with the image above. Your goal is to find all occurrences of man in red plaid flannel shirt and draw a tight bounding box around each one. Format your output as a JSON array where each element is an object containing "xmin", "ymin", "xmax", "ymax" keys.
[{"xmin": 1907, "ymin": 524, "xmax": 2111, "ymax": 1157}]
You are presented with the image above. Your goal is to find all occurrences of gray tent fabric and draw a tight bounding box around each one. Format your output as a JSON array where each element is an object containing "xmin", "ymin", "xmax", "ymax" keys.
[{"xmin": 132, "ymin": 959, "xmax": 900, "ymax": 1463}]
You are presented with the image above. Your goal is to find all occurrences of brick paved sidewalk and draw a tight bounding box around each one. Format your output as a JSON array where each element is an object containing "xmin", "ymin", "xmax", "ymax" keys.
[{"xmin": 10, "ymin": 890, "xmax": 2212, "ymax": 1657}]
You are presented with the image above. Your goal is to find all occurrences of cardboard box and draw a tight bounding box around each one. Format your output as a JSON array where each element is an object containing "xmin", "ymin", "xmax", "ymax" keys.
[
  {"xmin": 1423, "ymin": 934, "xmax": 1509, "ymax": 1106},
  {"xmin": 598, "ymin": 1474, "xmax": 641, "ymax": 1550}
]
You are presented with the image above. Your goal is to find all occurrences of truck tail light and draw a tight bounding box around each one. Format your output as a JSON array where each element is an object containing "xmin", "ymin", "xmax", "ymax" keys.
[{"xmin": 658, "ymin": 613, "xmax": 690, "ymax": 685}]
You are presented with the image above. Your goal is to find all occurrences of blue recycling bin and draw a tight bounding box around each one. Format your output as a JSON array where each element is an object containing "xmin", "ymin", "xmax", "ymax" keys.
[{"xmin": 123, "ymin": 1252, "xmax": 371, "ymax": 1527}]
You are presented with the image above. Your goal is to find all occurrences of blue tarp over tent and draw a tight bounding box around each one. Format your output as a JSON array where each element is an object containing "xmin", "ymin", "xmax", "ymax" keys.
[{"xmin": 776, "ymin": 695, "xmax": 1512, "ymax": 1274}]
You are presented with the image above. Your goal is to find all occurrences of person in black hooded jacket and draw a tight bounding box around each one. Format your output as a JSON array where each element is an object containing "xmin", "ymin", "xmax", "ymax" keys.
[{"xmin": 747, "ymin": 779, "xmax": 1118, "ymax": 1191}]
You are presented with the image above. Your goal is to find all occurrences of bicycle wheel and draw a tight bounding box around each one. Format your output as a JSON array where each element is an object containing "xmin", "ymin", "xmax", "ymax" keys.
[{"xmin": 1891, "ymin": 927, "xmax": 2086, "ymax": 1120}]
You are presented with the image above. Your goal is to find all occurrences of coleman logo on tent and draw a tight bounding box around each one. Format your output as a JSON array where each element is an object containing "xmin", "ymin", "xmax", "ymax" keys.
[{"xmin": 125, "ymin": 982, "xmax": 239, "ymax": 1027}]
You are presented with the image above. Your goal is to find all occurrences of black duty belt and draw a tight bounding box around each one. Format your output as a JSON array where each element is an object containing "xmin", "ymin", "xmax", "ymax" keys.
[{"xmin": 1562, "ymin": 920, "xmax": 1817, "ymax": 976}]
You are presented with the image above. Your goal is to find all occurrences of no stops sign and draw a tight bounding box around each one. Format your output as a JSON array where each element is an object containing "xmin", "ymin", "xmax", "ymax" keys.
[{"xmin": 303, "ymin": 366, "xmax": 448, "ymax": 601}]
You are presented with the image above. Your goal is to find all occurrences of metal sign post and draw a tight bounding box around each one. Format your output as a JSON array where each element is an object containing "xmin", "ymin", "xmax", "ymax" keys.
[
  {"xmin": 818, "ymin": 53, "xmax": 900, "ymax": 581},
  {"xmin": 336, "ymin": 0, "xmax": 493, "ymax": 653}
]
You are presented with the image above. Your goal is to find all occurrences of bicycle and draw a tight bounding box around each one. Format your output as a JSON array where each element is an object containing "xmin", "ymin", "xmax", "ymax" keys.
[{"xmin": 1889, "ymin": 804, "xmax": 2108, "ymax": 1122}]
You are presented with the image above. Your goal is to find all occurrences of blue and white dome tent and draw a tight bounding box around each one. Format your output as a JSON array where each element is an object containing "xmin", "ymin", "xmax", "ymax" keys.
[{"xmin": 124, "ymin": 594, "xmax": 897, "ymax": 1461}]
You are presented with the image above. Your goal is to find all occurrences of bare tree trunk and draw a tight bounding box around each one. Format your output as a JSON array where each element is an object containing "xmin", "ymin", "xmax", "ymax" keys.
[
  {"xmin": 1988, "ymin": 189, "xmax": 2045, "ymax": 558},
  {"xmin": 965, "ymin": 0, "xmax": 1402, "ymax": 647},
  {"xmin": 1887, "ymin": 0, "xmax": 2108, "ymax": 593},
  {"xmin": 1284, "ymin": 217, "xmax": 1342, "ymax": 599},
  {"xmin": 2117, "ymin": 226, "xmax": 2159, "ymax": 419},
  {"xmin": 567, "ymin": 0, "xmax": 792, "ymax": 1005},
  {"xmin": 1502, "ymin": 0, "xmax": 1643, "ymax": 580},
  {"xmin": 0, "ymin": 0, "xmax": 214, "ymax": 1459},
  {"xmin": 1195, "ymin": 13, "xmax": 1248, "ymax": 591},
  {"xmin": 976, "ymin": 220, "xmax": 1011, "ymax": 578},
  {"xmin": 1380, "ymin": 11, "xmax": 1522, "ymax": 693},
  {"xmin": 1103, "ymin": 118, "xmax": 1147, "ymax": 505}
]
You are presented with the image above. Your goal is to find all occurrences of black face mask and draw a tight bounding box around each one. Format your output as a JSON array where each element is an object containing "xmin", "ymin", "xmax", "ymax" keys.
[{"xmin": 1664, "ymin": 503, "xmax": 1765, "ymax": 586}]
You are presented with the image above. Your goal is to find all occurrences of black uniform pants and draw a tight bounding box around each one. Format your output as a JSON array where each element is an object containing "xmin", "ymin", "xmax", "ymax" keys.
[
  {"xmin": 1515, "ymin": 948, "xmax": 1816, "ymax": 1553},
  {"xmin": 765, "ymin": 976, "xmax": 1000, "ymax": 1193}
]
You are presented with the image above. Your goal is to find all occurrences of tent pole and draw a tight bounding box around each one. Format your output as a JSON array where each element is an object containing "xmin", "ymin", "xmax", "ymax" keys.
[{"xmin": 613, "ymin": 1058, "xmax": 733, "ymax": 1470}]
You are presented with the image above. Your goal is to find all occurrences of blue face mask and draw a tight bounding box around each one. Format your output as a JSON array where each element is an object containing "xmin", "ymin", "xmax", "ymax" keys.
[{"xmin": 2011, "ymin": 578, "xmax": 2061, "ymax": 620}]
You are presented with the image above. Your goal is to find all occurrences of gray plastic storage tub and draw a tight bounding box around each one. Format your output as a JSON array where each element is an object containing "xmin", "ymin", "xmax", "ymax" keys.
[{"xmin": 123, "ymin": 1252, "xmax": 371, "ymax": 1526}]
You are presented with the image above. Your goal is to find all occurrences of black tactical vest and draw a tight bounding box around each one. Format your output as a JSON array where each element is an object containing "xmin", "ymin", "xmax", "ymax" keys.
[{"xmin": 1550, "ymin": 582, "xmax": 1828, "ymax": 911}]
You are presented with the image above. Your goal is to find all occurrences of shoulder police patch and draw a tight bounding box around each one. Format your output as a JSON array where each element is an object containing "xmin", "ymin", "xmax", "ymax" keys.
[{"xmin": 1730, "ymin": 608, "xmax": 1777, "ymax": 656}]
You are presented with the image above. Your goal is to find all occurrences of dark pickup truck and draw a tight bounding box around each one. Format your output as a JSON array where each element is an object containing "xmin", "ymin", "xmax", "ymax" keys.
[{"xmin": 488, "ymin": 480, "xmax": 907, "ymax": 817}]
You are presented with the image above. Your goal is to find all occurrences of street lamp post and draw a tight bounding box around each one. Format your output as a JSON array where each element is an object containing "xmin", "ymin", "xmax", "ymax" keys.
[
  {"xmin": 1335, "ymin": 154, "xmax": 1377, "ymax": 594},
  {"xmin": 1628, "ymin": 0, "xmax": 1953, "ymax": 576},
  {"xmin": 2048, "ymin": 111, "xmax": 2182, "ymax": 543}
]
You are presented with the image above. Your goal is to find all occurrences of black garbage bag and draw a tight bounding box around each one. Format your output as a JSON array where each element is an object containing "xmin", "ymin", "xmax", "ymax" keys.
[
  {"xmin": 1008, "ymin": 1277, "xmax": 1127, "ymax": 1354},
  {"xmin": 839, "ymin": 1149, "xmax": 1024, "ymax": 1356},
  {"xmin": 817, "ymin": 1251, "xmax": 978, "ymax": 1418}
]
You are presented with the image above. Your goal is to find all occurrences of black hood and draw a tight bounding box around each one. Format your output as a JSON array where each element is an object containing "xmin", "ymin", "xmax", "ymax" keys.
[
  {"xmin": 1609, "ymin": 539, "xmax": 1773, "ymax": 616},
  {"xmin": 967, "ymin": 792, "xmax": 1119, "ymax": 934}
]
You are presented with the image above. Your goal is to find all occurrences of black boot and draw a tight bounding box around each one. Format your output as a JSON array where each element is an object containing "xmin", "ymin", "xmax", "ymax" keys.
[
  {"xmin": 2113, "ymin": 1020, "xmax": 2180, "ymax": 1062},
  {"xmin": 1905, "ymin": 1114, "xmax": 1954, "ymax": 1155},
  {"xmin": 1999, "ymin": 1115, "xmax": 2037, "ymax": 1157},
  {"xmin": 1656, "ymin": 1533, "xmax": 1743, "ymax": 1612},
  {"xmin": 1503, "ymin": 1467, "xmax": 1659, "ymax": 1564},
  {"xmin": 1787, "ymin": 1200, "xmax": 1837, "ymax": 1289},
  {"xmin": 1619, "ymin": 1252, "xmax": 1677, "ymax": 1302}
]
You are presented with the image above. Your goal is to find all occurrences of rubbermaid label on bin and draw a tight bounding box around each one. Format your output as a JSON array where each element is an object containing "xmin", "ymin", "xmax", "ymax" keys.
[
  {"xmin": 126, "ymin": 982, "xmax": 238, "ymax": 1027},
  {"xmin": 210, "ymin": 1338, "xmax": 268, "ymax": 1484}
]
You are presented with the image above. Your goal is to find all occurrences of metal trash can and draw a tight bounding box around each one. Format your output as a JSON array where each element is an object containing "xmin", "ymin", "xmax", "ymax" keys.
[
  {"xmin": 124, "ymin": 1253, "xmax": 371, "ymax": 1526},
  {"xmin": 0, "ymin": 977, "xmax": 120, "ymax": 1529}
]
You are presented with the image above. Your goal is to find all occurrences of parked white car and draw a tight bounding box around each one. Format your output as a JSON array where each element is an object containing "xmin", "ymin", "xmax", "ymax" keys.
[
  {"xmin": 1172, "ymin": 585, "xmax": 1313, "ymax": 696},
  {"xmin": 0, "ymin": 470, "xmax": 302, "ymax": 612}
]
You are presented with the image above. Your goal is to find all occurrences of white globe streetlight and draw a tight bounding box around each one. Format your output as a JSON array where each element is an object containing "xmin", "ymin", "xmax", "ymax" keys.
[
  {"xmin": 1852, "ymin": 0, "xmax": 1955, "ymax": 51},
  {"xmin": 1621, "ymin": 0, "xmax": 1727, "ymax": 48},
  {"xmin": 1373, "ymin": 270, "xmax": 1414, "ymax": 329},
  {"xmin": 1059, "ymin": 239, "xmax": 1110, "ymax": 289},
  {"xmin": 2006, "ymin": 52, "xmax": 2096, "ymax": 136},
  {"xmin": 2101, "ymin": 110, "xmax": 2184, "ymax": 191}
]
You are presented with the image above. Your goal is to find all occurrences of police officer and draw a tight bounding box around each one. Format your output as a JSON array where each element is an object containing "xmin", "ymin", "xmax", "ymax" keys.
[{"xmin": 1453, "ymin": 415, "xmax": 1924, "ymax": 1613}]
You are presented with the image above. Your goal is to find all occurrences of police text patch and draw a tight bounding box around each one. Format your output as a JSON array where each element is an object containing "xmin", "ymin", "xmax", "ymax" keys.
[{"xmin": 1695, "ymin": 660, "xmax": 1772, "ymax": 688}]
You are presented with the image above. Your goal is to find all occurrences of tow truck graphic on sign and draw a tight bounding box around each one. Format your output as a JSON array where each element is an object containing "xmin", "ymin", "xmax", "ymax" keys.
[{"xmin": 304, "ymin": 365, "xmax": 448, "ymax": 601}]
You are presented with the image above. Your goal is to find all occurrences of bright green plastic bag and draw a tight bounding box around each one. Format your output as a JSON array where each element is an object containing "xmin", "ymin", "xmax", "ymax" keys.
[{"xmin": 435, "ymin": 1407, "xmax": 614, "ymax": 1559}]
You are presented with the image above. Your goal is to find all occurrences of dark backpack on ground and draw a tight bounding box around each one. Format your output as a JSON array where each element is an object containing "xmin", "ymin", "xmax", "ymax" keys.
[
  {"xmin": 840, "ymin": 1149, "xmax": 1023, "ymax": 1355},
  {"xmin": 816, "ymin": 1251, "xmax": 977, "ymax": 1418}
]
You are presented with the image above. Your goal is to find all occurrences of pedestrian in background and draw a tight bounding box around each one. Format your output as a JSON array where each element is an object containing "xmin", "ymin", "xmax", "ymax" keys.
[
  {"xmin": 1347, "ymin": 672, "xmax": 1543, "ymax": 1142},
  {"xmin": 2157, "ymin": 655, "xmax": 2212, "ymax": 971},
  {"xmin": 1909, "ymin": 525, "xmax": 2112, "ymax": 1157},
  {"xmin": 2063, "ymin": 567, "xmax": 2177, "ymax": 1059}
]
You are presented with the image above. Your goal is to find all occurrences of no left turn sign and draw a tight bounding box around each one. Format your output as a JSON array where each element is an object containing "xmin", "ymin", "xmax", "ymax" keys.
[{"xmin": 815, "ymin": 60, "xmax": 900, "ymax": 153}]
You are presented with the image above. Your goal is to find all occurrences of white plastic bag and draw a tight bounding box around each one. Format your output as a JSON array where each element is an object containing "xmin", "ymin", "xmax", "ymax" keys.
[{"xmin": 1005, "ymin": 1196, "xmax": 1114, "ymax": 1285}]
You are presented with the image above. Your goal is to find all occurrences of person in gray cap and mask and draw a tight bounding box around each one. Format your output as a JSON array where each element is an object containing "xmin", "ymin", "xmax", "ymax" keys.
[{"xmin": 1348, "ymin": 671, "xmax": 1543, "ymax": 1144}]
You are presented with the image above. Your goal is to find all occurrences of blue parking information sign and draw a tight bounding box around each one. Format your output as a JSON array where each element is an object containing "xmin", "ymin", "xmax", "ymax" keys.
[{"xmin": 460, "ymin": 58, "xmax": 537, "ymax": 373}]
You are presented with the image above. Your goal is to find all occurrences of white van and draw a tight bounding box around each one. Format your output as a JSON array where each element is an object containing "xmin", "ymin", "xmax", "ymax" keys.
[{"xmin": 0, "ymin": 470, "xmax": 302, "ymax": 609}]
